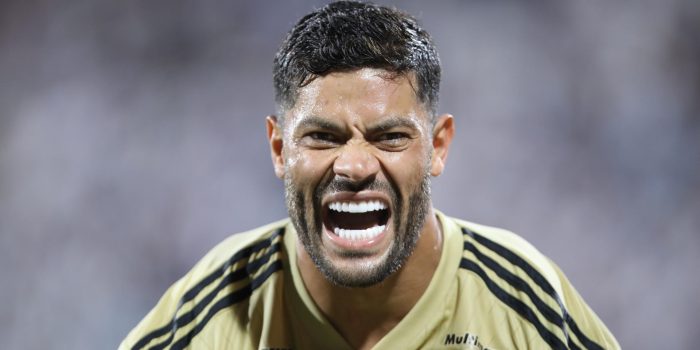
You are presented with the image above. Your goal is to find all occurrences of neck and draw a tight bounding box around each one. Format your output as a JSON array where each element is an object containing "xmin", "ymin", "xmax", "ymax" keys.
[{"xmin": 297, "ymin": 209, "xmax": 443, "ymax": 350}]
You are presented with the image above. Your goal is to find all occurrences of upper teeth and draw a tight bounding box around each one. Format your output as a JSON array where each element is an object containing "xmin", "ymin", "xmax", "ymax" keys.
[{"xmin": 328, "ymin": 200, "xmax": 387, "ymax": 213}]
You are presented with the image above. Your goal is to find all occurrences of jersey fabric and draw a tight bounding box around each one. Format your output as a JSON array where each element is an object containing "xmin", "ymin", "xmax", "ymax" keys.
[{"xmin": 120, "ymin": 211, "xmax": 619, "ymax": 350}]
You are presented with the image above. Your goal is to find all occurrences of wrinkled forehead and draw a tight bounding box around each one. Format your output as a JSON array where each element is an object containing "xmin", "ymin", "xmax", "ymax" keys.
[{"xmin": 283, "ymin": 68, "xmax": 431, "ymax": 130}]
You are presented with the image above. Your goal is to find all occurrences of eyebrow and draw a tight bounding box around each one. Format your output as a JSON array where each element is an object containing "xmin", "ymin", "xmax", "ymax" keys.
[
  {"xmin": 294, "ymin": 116, "xmax": 344, "ymax": 133},
  {"xmin": 293, "ymin": 115, "xmax": 421, "ymax": 134},
  {"xmin": 367, "ymin": 116, "xmax": 421, "ymax": 132}
]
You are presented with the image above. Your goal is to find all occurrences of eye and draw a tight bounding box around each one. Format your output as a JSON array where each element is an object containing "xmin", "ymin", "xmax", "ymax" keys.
[
  {"xmin": 309, "ymin": 132, "xmax": 336, "ymax": 142},
  {"xmin": 301, "ymin": 131, "xmax": 340, "ymax": 148},
  {"xmin": 377, "ymin": 132, "xmax": 407, "ymax": 141},
  {"xmin": 375, "ymin": 132, "xmax": 411, "ymax": 149}
]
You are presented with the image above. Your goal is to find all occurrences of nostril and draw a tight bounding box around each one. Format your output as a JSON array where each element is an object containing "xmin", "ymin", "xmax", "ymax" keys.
[{"xmin": 333, "ymin": 147, "xmax": 380, "ymax": 182}]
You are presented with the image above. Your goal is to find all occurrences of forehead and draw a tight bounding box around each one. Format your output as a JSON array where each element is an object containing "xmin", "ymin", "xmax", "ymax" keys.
[{"xmin": 285, "ymin": 68, "xmax": 429, "ymax": 127}]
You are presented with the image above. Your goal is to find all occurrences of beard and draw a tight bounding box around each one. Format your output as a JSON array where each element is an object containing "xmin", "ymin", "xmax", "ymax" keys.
[{"xmin": 285, "ymin": 170, "xmax": 432, "ymax": 288}]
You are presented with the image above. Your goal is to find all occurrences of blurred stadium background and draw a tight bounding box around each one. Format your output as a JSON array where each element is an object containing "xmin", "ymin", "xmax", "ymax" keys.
[{"xmin": 1, "ymin": 0, "xmax": 698, "ymax": 348}]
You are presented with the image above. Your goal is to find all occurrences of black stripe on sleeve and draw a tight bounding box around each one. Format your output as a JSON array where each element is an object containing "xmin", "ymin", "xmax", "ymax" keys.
[
  {"xmin": 460, "ymin": 258, "xmax": 568, "ymax": 350},
  {"xmin": 565, "ymin": 314, "xmax": 604, "ymax": 350},
  {"xmin": 144, "ymin": 242, "xmax": 283, "ymax": 350},
  {"xmin": 464, "ymin": 228, "xmax": 558, "ymax": 297},
  {"xmin": 132, "ymin": 228, "xmax": 284, "ymax": 350},
  {"xmin": 463, "ymin": 241, "xmax": 565, "ymax": 327},
  {"xmin": 169, "ymin": 260, "xmax": 284, "ymax": 350},
  {"xmin": 463, "ymin": 227, "xmax": 603, "ymax": 350},
  {"xmin": 464, "ymin": 240, "xmax": 582, "ymax": 350}
]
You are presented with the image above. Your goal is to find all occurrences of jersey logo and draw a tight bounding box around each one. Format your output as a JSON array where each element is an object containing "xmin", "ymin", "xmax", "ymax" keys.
[{"xmin": 443, "ymin": 332, "xmax": 492, "ymax": 349}]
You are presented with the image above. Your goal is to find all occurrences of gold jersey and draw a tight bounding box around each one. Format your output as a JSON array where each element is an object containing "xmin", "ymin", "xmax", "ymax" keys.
[{"xmin": 120, "ymin": 211, "xmax": 619, "ymax": 350}]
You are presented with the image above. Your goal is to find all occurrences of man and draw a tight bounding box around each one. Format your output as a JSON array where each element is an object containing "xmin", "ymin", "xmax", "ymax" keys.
[{"xmin": 120, "ymin": 1, "xmax": 619, "ymax": 349}]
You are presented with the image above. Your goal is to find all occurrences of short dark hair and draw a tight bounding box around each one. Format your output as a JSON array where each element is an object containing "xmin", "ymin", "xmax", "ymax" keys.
[{"xmin": 273, "ymin": 1, "xmax": 441, "ymax": 119}]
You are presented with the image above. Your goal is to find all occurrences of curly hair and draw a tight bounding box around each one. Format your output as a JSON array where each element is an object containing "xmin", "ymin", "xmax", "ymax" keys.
[{"xmin": 273, "ymin": 1, "xmax": 441, "ymax": 120}]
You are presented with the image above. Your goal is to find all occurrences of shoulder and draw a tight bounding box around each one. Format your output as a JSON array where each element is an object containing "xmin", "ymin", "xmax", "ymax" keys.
[
  {"xmin": 447, "ymin": 216, "xmax": 619, "ymax": 350},
  {"xmin": 193, "ymin": 219, "xmax": 289, "ymax": 279},
  {"xmin": 119, "ymin": 219, "xmax": 290, "ymax": 350},
  {"xmin": 454, "ymin": 218, "xmax": 565, "ymax": 298}
]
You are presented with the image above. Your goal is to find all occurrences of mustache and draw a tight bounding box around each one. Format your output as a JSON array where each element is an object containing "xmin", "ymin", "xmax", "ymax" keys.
[{"xmin": 317, "ymin": 177, "xmax": 393, "ymax": 197}]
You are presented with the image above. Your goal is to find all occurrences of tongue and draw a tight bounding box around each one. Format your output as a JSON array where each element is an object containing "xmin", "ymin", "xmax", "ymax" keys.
[{"xmin": 330, "ymin": 211, "xmax": 385, "ymax": 230}]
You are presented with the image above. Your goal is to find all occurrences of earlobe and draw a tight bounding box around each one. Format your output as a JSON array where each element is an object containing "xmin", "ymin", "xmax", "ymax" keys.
[
  {"xmin": 430, "ymin": 114, "xmax": 455, "ymax": 177},
  {"xmin": 266, "ymin": 116, "xmax": 285, "ymax": 179}
]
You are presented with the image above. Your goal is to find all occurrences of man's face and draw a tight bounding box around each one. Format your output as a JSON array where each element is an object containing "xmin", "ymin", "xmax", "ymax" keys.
[{"xmin": 269, "ymin": 68, "xmax": 446, "ymax": 287}]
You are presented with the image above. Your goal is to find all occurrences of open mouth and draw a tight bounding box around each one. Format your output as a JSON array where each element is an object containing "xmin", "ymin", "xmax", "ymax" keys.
[{"xmin": 323, "ymin": 200, "xmax": 390, "ymax": 241}]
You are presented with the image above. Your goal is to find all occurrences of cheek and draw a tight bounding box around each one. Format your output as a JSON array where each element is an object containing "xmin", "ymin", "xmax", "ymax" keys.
[
  {"xmin": 382, "ymin": 147, "xmax": 430, "ymax": 186},
  {"xmin": 288, "ymin": 151, "xmax": 334, "ymax": 188}
]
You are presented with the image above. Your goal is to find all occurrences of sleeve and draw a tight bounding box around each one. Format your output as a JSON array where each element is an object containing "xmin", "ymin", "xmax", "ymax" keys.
[
  {"xmin": 118, "ymin": 241, "xmax": 229, "ymax": 350},
  {"xmin": 118, "ymin": 224, "xmax": 284, "ymax": 350},
  {"xmin": 551, "ymin": 261, "xmax": 621, "ymax": 350},
  {"xmin": 118, "ymin": 273, "xmax": 197, "ymax": 350}
]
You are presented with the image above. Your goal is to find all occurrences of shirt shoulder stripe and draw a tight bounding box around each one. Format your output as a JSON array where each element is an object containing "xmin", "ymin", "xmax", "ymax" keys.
[
  {"xmin": 459, "ymin": 257, "xmax": 569, "ymax": 350},
  {"xmin": 463, "ymin": 239, "xmax": 565, "ymax": 328},
  {"xmin": 169, "ymin": 260, "xmax": 284, "ymax": 350},
  {"xmin": 131, "ymin": 227, "xmax": 285, "ymax": 350},
  {"xmin": 463, "ymin": 226, "xmax": 603, "ymax": 350},
  {"xmin": 145, "ymin": 242, "xmax": 283, "ymax": 350}
]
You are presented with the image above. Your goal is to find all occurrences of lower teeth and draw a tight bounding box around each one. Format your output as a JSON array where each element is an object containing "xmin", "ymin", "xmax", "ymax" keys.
[{"xmin": 333, "ymin": 225, "xmax": 386, "ymax": 241}]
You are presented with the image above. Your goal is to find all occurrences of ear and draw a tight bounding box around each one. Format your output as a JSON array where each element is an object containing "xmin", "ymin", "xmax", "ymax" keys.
[
  {"xmin": 430, "ymin": 114, "xmax": 455, "ymax": 177},
  {"xmin": 266, "ymin": 116, "xmax": 285, "ymax": 179}
]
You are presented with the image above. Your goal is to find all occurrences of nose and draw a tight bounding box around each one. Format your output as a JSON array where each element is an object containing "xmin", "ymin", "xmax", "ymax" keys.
[{"xmin": 333, "ymin": 143, "xmax": 380, "ymax": 184}]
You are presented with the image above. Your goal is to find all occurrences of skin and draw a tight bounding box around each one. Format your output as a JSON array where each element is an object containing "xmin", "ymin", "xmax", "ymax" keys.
[{"xmin": 266, "ymin": 67, "xmax": 454, "ymax": 350}]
